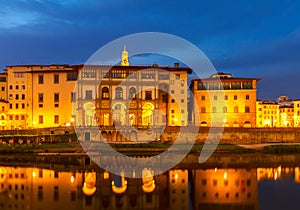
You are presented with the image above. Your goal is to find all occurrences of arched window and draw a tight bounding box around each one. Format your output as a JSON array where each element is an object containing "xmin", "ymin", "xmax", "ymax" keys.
[
  {"xmin": 224, "ymin": 95, "xmax": 228, "ymax": 100},
  {"xmin": 129, "ymin": 87, "xmax": 136, "ymax": 99},
  {"xmin": 102, "ymin": 87, "xmax": 109, "ymax": 99},
  {"xmin": 234, "ymin": 106, "xmax": 239, "ymax": 113},
  {"xmin": 115, "ymin": 87, "xmax": 123, "ymax": 99},
  {"xmin": 15, "ymin": 115, "xmax": 19, "ymax": 120},
  {"xmin": 201, "ymin": 96, "xmax": 205, "ymax": 100},
  {"xmin": 201, "ymin": 107, "xmax": 206, "ymax": 113},
  {"xmin": 245, "ymin": 106, "xmax": 250, "ymax": 113},
  {"xmin": 234, "ymin": 95, "xmax": 238, "ymax": 100},
  {"xmin": 246, "ymin": 95, "xmax": 250, "ymax": 100},
  {"xmin": 212, "ymin": 106, "xmax": 217, "ymax": 113},
  {"xmin": 223, "ymin": 106, "xmax": 227, "ymax": 113},
  {"xmin": 1, "ymin": 116, "xmax": 4, "ymax": 120}
]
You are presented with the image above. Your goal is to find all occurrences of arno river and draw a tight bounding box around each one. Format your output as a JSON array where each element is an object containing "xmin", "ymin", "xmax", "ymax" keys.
[{"xmin": 0, "ymin": 153, "xmax": 300, "ymax": 210}]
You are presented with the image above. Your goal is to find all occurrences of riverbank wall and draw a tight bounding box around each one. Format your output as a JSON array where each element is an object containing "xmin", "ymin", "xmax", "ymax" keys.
[{"xmin": 1, "ymin": 126, "xmax": 300, "ymax": 145}]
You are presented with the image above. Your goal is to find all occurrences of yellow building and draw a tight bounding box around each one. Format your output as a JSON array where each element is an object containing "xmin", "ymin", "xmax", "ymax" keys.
[
  {"xmin": 256, "ymin": 100, "xmax": 279, "ymax": 127},
  {"xmin": 74, "ymin": 47, "xmax": 191, "ymax": 128},
  {"xmin": 279, "ymin": 105, "xmax": 294, "ymax": 127},
  {"xmin": 190, "ymin": 73, "xmax": 260, "ymax": 127},
  {"xmin": 3, "ymin": 65, "xmax": 78, "ymax": 129},
  {"xmin": 293, "ymin": 100, "xmax": 300, "ymax": 127}
]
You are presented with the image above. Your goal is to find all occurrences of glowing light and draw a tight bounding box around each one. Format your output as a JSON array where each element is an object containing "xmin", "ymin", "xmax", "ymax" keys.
[
  {"xmin": 104, "ymin": 171, "xmax": 109, "ymax": 179},
  {"xmin": 70, "ymin": 176, "xmax": 75, "ymax": 183},
  {"xmin": 214, "ymin": 168, "xmax": 217, "ymax": 173},
  {"xmin": 224, "ymin": 172, "xmax": 227, "ymax": 179},
  {"xmin": 33, "ymin": 121, "xmax": 36, "ymax": 125},
  {"xmin": 32, "ymin": 171, "xmax": 36, "ymax": 178},
  {"xmin": 174, "ymin": 173, "xmax": 178, "ymax": 180},
  {"xmin": 71, "ymin": 118, "xmax": 74, "ymax": 122},
  {"xmin": 66, "ymin": 122, "xmax": 71, "ymax": 127},
  {"xmin": 264, "ymin": 119, "xmax": 270, "ymax": 125},
  {"xmin": 274, "ymin": 171, "xmax": 278, "ymax": 180}
]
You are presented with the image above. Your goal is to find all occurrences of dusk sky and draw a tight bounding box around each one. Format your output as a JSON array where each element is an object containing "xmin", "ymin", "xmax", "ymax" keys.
[{"xmin": 0, "ymin": 0, "xmax": 299, "ymax": 100}]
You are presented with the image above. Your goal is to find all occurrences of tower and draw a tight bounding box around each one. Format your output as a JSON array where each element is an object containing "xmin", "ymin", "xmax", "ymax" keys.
[{"xmin": 120, "ymin": 45, "xmax": 129, "ymax": 66}]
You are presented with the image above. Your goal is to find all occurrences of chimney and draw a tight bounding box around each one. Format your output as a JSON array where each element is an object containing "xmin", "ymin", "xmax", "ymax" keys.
[{"xmin": 174, "ymin": 62, "xmax": 179, "ymax": 68}]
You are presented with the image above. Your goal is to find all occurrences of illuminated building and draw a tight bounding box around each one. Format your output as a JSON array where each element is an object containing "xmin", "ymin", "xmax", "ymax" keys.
[
  {"xmin": 256, "ymin": 100, "xmax": 279, "ymax": 127},
  {"xmin": 74, "ymin": 47, "xmax": 191, "ymax": 128},
  {"xmin": 190, "ymin": 73, "xmax": 260, "ymax": 127},
  {"xmin": 293, "ymin": 100, "xmax": 300, "ymax": 127},
  {"xmin": 194, "ymin": 168, "xmax": 258, "ymax": 210},
  {"xmin": 279, "ymin": 105, "xmax": 294, "ymax": 127},
  {"xmin": 1, "ymin": 65, "xmax": 78, "ymax": 129}
]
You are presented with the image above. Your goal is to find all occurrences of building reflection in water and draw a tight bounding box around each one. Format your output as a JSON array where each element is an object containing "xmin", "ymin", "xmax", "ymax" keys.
[{"xmin": 0, "ymin": 165, "xmax": 298, "ymax": 210}]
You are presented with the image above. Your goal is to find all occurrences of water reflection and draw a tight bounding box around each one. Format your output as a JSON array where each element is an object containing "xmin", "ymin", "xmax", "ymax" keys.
[{"xmin": 0, "ymin": 164, "xmax": 300, "ymax": 209}]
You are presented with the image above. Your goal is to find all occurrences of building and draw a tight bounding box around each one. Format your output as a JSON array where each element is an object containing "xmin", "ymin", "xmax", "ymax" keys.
[
  {"xmin": 74, "ymin": 47, "xmax": 192, "ymax": 128},
  {"xmin": 190, "ymin": 73, "xmax": 260, "ymax": 127},
  {"xmin": 256, "ymin": 100, "xmax": 279, "ymax": 127},
  {"xmin": 1, "ymin": 64, "xmax": 78, "ymax": 129},
  {"xmin": 293, "ymin": 100, "xmax": 300, "ymax": 127}
]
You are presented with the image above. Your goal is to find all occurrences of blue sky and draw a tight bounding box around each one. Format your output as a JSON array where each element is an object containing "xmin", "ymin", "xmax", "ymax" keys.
[{"xmin": 0, "ymin": 0, "xmax": 299, "ymax": 100}]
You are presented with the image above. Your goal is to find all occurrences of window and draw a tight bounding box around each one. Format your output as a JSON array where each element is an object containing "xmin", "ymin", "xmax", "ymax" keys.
[
  {"xmin": 171, "ymin": 90, "xmax": 175, "ymax": 94},
  {"xmin": 16, "ymin": 85, "xmax": 19, "ymax": 90},
  {"xmin": 246, "ymin": 95, "xmax": 250, "ymax": 100},
  {"xmin": 234, "ymin": 95, "xmax": 237, "ymax": 100},
  {"xmin": 201, "ymin": 96, "xmax": 205, "ymax": 100},
  {"xmin": 214, "ymin": 95, "xmax": 218, "ymax": 100},
  {"xmin": 245, "ymin": 106, "xmax": 250, "ymax": 113},
  {"xmin": 9, "ymin": 104, "xmax": 12, "ymax": 109},
  {"xmin": 171, "ymin": 99, "xmax": 175, "ymax": 103},
  {"xmin": 102, "ymin": 87, "xmax": 109, "ymax": 99},
  {"xmin": 38, "ymin": 75, "xmax": 44, "ymax": 84},
  {"xmin": 212, "ymin": 107, "xmax": 217, "ymax": 113},
  {"xmin": 129, "ymin": 87, "xmax": 136, "ymax": 99},
  {"xmin": 22, "ymin": 85, "xmax": 25, "ymax": 89},
  {"xmin": 85, "ymin": 90, "xmax": 93, "ymax": 100},
  {"xmin": 243, "ymin": 82, "xmax": 252, "ymax": 89},
  {"xmin": 15, "ymin": 104, "xmax": 18, "ymax": 109},
  {"xmin": 115, "ymin": 87, "xmax": 123, "ymax": 99},
  {"xmin": 54, "ymin": 74, "xmax": 59, "ymax": 84},
  {"xmin": 181, "ymin": 80, "xmax": 185, "ymax": 87},
  {"xmin": 171, "ymin": 110, "xmax": 175, "ymax": 114},
  {"xmin": 54, "ymin": 104, "xmax": 59, "ymax": 107},
  {"xmin": 54, "ymin": 93, "xmax": 59, "ymax": 102},
  {"xmin": 71, "ymin": 92, "xmax": 76, "ymax": 102},
  {"xmin": 82, "ymin": 70, "xmax": 96, "ymax": 78},
  {"xmin": 234, "ymin": 106, "xmax": 239, "ymax": 113},
  {"xmin": 38, "ymin": 93, "xmax": 44, "ymax": 103},
  {"xmin": 39, "ymin": 104, "xmax": 43, "ymax": 108},
  {"xmin": 145, "ymin": 91, "xmax": 152, "ymax": 100},
  {"xmin": 223, "ymin": 106, "xmax": 227, "ymax": 113},
  {"xmin": 231, "ymin": 82, "xmax": 241, "ymax": 89},
  {"xmin": 198, "ymin": 82, "xmax": 206, "ymax": 90},
  {"xmin": 222, "ymin": 82, "xmax": 230, "ymax": 90},
  {"xmin": 22, "ymin": 103, "xmax": 25, "ymax": 109},
  {"xmin": 54, "ymin": 115, "xmax": 59, "ymax": 124},
  {"xmin": 15, "ymin": 94, "xmax": 19, "ymax": 100},
  {"xmin": 201, "ymin": 107, "xmax": 206, "ymax": 113},
  {"xmin": 9, "ymin": 85, "xmax": 12, "ymax": 90},
  {"xmin": 67, "ymin": 73, "xmax": 78, "ymax": 81},
  {"xmin": 210, "ymin": 82, "xmax": 219, "ymax": 90},
  {"xmin": 181, "ymin": 90, "xmax": 184, "ymax": 94},
  {"xmin": 1, "ymin": 87, "xmax": 4, "ymax": 91},
  {"xmin": 39, "ymin": 116, "xmax": 43, "ymax": 124},
  {"xmin": 1, "ymin": 106, "xmax": 4, "ymax": 111},
  {"xmin": 9, "ymin": 94, "xmax": 12, "ymax": 100},
  {"xmin": 15, "ymin": 115, "xmax": 19, "ymax": 120},
  {"xmin": 224, "ymin": 95, "xmax": 228, "ymax": 100},
  {"xmin": 14, "ymin": 73, "xmax": 25, "ymax": 78},
  {"xmin": 181, "ymin": 99, "xmax": 184, "ymax": 103},
  {"xmin": 21, "ymin": 94, "xmax": 25, "ymax": 100},
  {"xmin": 175, "ymin": 74, "xmax": 180, "ymax": 80}
]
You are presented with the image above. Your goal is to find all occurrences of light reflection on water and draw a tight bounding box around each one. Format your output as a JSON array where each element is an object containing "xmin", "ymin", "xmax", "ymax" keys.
[{"xmin": 0, "ymin": 155, "xmax": 300, "ymax": 210}]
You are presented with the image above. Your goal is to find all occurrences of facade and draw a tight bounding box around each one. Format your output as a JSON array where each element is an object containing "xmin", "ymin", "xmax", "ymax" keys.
[
  {"xmin": 74, "ymin": 48, "xmax": 191, "ymax": 128},
  {"xmin": 293, "ymin": 100, "xmax": 300, "ymax": 127},
  {"xmin": 256, "ymin": 100, "xmax": 280, "ymax": 127},
  {"xmin": 1, "ymin": 65, "xmax": 78, "ymax": 129},
  {"xmin": 190, "ymin": 73, "xmax": 260, "ymax": 127}
]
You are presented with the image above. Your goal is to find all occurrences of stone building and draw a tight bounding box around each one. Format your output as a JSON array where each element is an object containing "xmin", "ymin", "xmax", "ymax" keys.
[{"xmin": 190, "ymin": 73, "xmax": 260, "ymax": 127}]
